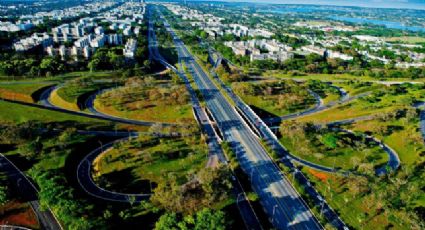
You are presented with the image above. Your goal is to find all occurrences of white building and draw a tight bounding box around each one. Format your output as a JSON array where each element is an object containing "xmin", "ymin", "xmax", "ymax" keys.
[
  {"xmin": 124, "ymin": 38, "xmax": 137, "ymax": 59},
  {"xmin": 94, "ymin": 26, "xmax": 104, "ymax": 35},
  {"xmin": 14, "ymin": 33, "xmax": 53, "ymax": 51},
  {"xmin": 108, "ymin": 34, "xmax": 123, "ymax": 45}
]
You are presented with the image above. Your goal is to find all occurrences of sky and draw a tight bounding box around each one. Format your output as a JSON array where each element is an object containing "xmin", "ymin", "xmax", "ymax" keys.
[{"xmin": 203, "ymin": 0, "xmax": 425, "ymax": 10}]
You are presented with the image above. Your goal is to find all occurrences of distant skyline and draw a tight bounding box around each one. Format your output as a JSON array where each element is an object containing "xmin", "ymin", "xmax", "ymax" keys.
[{"xmin": 194, "ymin": 0, "xmax": 425, "ymax": 10}]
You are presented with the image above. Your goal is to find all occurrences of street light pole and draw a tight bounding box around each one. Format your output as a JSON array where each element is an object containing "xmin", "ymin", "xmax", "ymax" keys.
[{"xmin": 272, "ymin": 204, "xmax": 278, "ymax": 224}]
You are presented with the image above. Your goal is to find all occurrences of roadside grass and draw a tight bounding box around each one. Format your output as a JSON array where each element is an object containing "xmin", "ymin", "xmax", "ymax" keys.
[
  {"xmin": 297, "ymin": 100, "xmax": 393, "ymax": 123},
  {"xmin": 297, "ymin": 92, "xmax": 407, "ymax": 123},
  {"xmin": 95, "ymin": 99, "xmax": 193, "ymax": 123},
  {"xmin": 50, "ymin": 88, "xmax": 80, "ymax": 111},
  {"xmin": 0, "ymin": 71, "xmax": 117, "ymax": 82},
  {"xmin": 0, "ymin": 82, "xmax": 52, "ymax": 103},
  {"xmin": 0, "ymin": 82, "xmax": 52, "ymax": 95},
  {"xmin": 56, "ymin": 83, "xmax": 106, "ymax": 104},
  {"xmin": 0, "ymin": 100, "xmax": 105, "ymax": 124},
  {"xmin": 92, "ymin": 135, "xmax": 208, "ymax": 193},
  {"xmin": 54, "ymin": 79, "xmax": 116, "ymax": 111},
  {"xmin": 333, "ymin": 81, "xmax": 381, "ymax": 96},
  {"xmin": 321, "ymin": 92, "xmax": 340, "ymax": 104}
]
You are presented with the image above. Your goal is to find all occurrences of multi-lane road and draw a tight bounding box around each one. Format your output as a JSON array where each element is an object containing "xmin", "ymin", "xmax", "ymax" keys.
[
  {"xmin": 148, "ymin": 10, "xmax": 263, "ymax": 229},
  {"xmin": 155, "ymin": 10, "xmax": 323, "ymax": 230}
]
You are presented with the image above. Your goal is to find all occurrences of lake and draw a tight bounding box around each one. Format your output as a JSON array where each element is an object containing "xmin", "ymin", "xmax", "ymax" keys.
[{"xmin": 330, "ymin": 16, "xmax": 425, "ymax": 32}]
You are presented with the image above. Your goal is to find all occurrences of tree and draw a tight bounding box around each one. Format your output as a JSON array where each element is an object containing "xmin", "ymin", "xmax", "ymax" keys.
[
  {"xmin": 193, "ymin": 208, "xmax": 226, "ymax": 230},
  {"xmin": 19, "ymin": 137, "xmax": 43, "ymax": 159},
  {"xmin": 0, "ymin": 185, "xmax": 8, "ymax": 206},
  {"xmin": 151, "ymin": 166, "xmax": 232, "ymax": 215},
  {"xmin": 57, "ymin": 128, "xmax": 76, "ymax": 149},
  {"xmin": 88, "ymin": 58, "xmax": 100, "ymax": 72},
  {"xmin": 154, "ymin": 209, "xmax": 226, "ymax": 230},
  {"xmin": 155, "ymin": 212, "xmax": 180, "ymax": 230}
]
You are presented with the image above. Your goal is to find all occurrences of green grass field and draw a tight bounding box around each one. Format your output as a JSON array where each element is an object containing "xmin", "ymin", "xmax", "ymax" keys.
[
  {"xmin": 93, "ymin": 136, "xmax": 208, "ymax": 193},
  {"xmin": 0, "ymin": 82, "xmax": 53, "ymax": 102},
  {"xmin": 0, "ymin": 82, "xmax": 52, "ymax": 95},
  {"xmin": 385, "ymin": 36, "xmax": 425, "ymax": 44},
  {"xmin": 333, "ymin": 81, "xmax": 382, "ymax": 96},
  {"xmin": 346, "ymin": 118, "xmax": 423, "ymax": 167},
  {"xmin": 231, "ymin": 80, "xmax": 316, "ymax": 117},
  {"xmin": 298, "ymin": 83, "xmax": 425, "ymax": 123},
  {"xmin": 0, "ymin": 100, "xmax": 104, "ymax": 124},
  {"xmin": 266, "ymin": 72, "xmax": 425, "ymax": 83},
  {"xmin": 0, "ymin": 71, "xmax": 117, "ymax": 82},
  {"xmin": 280, "ymin": 124, "xmax": 388, "ymax": 171},
  {"xmin": 94, "ymin": 81, "xmax": 194, "ymax": 123}
]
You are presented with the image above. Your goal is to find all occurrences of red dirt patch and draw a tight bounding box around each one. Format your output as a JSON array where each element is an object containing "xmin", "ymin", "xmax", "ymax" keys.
[
  {"xmin": 0, "ymin": 89, "xmax": 33, "ymax": 103},
  {"xmin": 308, "ymin": 169, "xmax": 330, "ymax": 182},
  {"xmin": 0, "ymin": 200, "xmax": 39, "ymax": 229}
]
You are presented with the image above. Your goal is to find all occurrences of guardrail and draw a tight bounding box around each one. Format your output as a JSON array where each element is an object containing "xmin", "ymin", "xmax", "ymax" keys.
[{"xmin": 205, "ymin": 59, "xmax": 349, "ymax": 230}]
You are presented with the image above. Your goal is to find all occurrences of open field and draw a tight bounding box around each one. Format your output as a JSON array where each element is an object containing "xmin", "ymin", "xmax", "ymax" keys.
[
  {"xmin": 0, "ymin": 82, "xmax": 53, "ymax": 102},
  {"xmin": 0, "ymin": 100, "xmax": 106, "ymax": 124},
  {"xmin": 0, "ymin": 71, "xmax": 118, "ymax": 83},
  {"xmin": 94, "ymin": 78, "xmax": 194, "ymax": 123},
  {"xmin": 231, "ymin": 80, "xmax": 316, "ymax": 118},
  {"xmin": 346, "ymin": 118, "xmax": 424, "ymax": 167},
  {"xmin": 93, "ymin": 135, "xmax": 208, "ymax": 193},
  {"xmin": 280, "ymin": 122, "xmax": 388, "ymax": 171},
  {"xmin": 385, "ymin": 36, "xmax": 425, "ymax": 44},
  {"xmin": 265, "ymin": 72, "xmax": 425, "ymax": 83},
  {"xmin": 298, "ymin": 83, "xmax": 424, "ymax": 123},
  {"xmin": 333, "ymin": 81, "xmax": 381, "ymax": 96}
]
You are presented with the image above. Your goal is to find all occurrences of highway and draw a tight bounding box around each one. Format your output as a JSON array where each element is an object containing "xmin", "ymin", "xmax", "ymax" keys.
[
  {"xmin": 158, "ymin": 12, "xmax": 323, "ymax": 230},
  {"xmin": 148, "ymin": 9, "xmax": 263, "ymax": 229}
]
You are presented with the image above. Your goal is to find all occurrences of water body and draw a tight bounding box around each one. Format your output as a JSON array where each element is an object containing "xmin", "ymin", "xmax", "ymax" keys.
[
  {"xmin": 259, "ymin": 8, "xmax": 315, "ymax": 13},
  {"xmin": 330, "ymin": 16, "xmax": 425, "ymax": 32}
]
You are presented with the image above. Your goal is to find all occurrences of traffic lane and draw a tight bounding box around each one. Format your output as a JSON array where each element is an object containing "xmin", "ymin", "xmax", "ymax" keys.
[
  {"xmin": 171, "ymin": 22, "xmax": 320, "ymax": 229},
  {"xmin": 186, "ymin": 58, "xmax": 318, "ymax": 228}
]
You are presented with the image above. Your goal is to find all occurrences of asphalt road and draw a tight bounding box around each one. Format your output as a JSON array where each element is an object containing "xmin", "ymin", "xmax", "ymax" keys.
[
  {"xmin": 160, "ymin": 14, "xmax": 322, "ymax": 230},
  {"xmin": 148, "ymin": 10, "xmax": 263, "ymax": 229},
  {"xmin": 37, "ymin": 84, "xmax": 179, "ymax": 127},
  {"xmin": 76, "ymin": 138, "xmax": 151, "ymax": 203},
  {"xmin": 0, "ymin": 154, "xmax": 62, "ymax": 230},
  {"xmin": 263, "ymin": 86, "xmax": 370, "ymax": 126}
]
